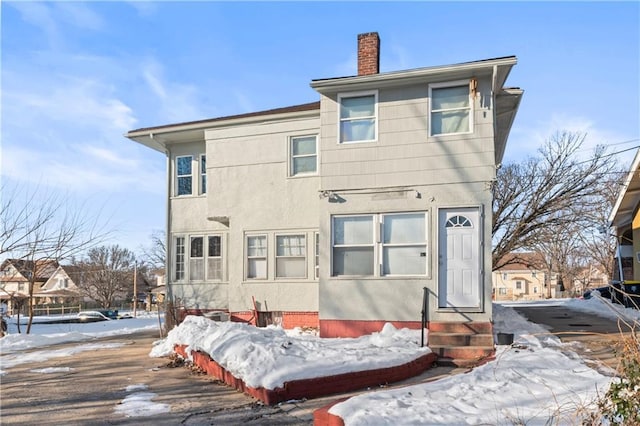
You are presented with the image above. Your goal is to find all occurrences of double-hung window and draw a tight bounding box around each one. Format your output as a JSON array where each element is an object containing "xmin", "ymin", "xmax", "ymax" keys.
[
  {"xmin": 290, "ymin": 135, "xmax": 317, "ymax": 176},
  {"xmin": 381, "ymin": 213, "xmax": 427, "ymax": 276},
  {"xmin": 332, "ymin": 212, "xmax": 428, "ymax": 277},
  {"xmin": 430, "ymin": 81, "xmax": 471, "ymax": 136},
  {"xmin": 276, "ymin": 235, "xmax": 306, "ymax": 278},
  {"xmin": 332, "ymin": 216, "xmax": 375, "ymax": 276},
  {"xmin": 200, "ymin": 154, "xmax": 207, "ymax": 194},
  {"xmin": 338, "ymin": 92, "xmax": 377, "ymax": 143},
  {"xmin": 189, "ymin": 236, "xmax": 204, "ymax": 280},
  {"xmin": 207, "ymin": 236, "xmax": 222, "ymax": 280},
  {"xmin": 175, "ymin": 237, "xmax": 185, "ymax": 280},
  {"xmin": 176, "ymin": 156, "xmax": 193, "ymax": 196},
  {"xmin": 247, "ymin": 235, "xmax": 267, "ymax": 279}
]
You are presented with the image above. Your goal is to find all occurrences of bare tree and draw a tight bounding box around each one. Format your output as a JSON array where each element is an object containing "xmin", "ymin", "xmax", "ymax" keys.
[
  {"xmin": 75, "ymin": 245, "xmax": 135, "ymax": 308},
  {"xmin": 579, "ymin": 170, "xmax": 625, "ymax": 280},
  {"xmin": 140, "ymin": 230, "xmax": 166, "ymax": 269},
  {"xmin": 492, "ymin": 131, "xmax": 615, "ymax": 271},
  {"xmin": 1, "ymin": 184, "xmax": 110, "ymax": 333}
]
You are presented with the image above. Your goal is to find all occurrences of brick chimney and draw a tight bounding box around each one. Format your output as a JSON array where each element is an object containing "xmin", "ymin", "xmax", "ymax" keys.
[{"xmin": 357, "ymin": 32, "xmax": 380, "ymax": 76}]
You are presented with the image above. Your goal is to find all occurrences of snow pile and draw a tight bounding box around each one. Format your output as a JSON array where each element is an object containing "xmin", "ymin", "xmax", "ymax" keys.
[
  {"xmin": 330, "ymin": 343, "xmax": 611, "ymax": 425},
  {"xmin": 330, "ymin": 302, "xmax": 615, "ymax": 425},
  {"xmin": 150, "ymin": 317, "xmax": 431, "ymax": 390}
]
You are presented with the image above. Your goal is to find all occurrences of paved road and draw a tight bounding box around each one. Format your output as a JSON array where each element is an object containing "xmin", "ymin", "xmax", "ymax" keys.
[
  {"xmin": 0, "ymin": 329, "xmax": 462, "ymax": 425},
  {"xmin": 510, "ymin": 301, "xmax": 635, "ymax": 372}
]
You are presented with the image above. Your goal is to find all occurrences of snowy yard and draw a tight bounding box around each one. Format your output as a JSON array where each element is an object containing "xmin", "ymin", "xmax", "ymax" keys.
[{"xmin": 2, "ymin": 296, "xmax": 638, "ymax": 423}]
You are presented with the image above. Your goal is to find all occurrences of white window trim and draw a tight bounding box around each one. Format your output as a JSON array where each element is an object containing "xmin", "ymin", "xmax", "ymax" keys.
[
  {"xmin": 337, "ymin": 90, "xmax": 378, "ymax": 144},
  {"xmin": 289, "ymin": 134, "xmax": 318, "ymax": 177},
  {"xmin": 380, "ymin": 212, "xmax": 428, "ymax": 277},
  {"xmin": 206, "ymin": 234, "xmax": 223, "ymax": 281},
  {"xmin": 175, "ymin": 155, "xmax": 193, "ymax": 197},
  {"xmin": 331, "ymin": 212, "xmax": 429, "ymax": 278},
  {"xmin": 275, "ymin": 234, "xmax": 307, "ymax": 279},
  {"xmin": 246, "ymin": 234, "xmax": 268, "ymax": 280},
  {"xmin": 314, "ymin": 232, "xmax": 320, "ymax": 280},
  {"xmin": 428, "ymin": 79, "xmax": 473, "ymax": 137},
  {"xmin": 189, "ymin": 236, "xmax": 205, "ymax": 281},
  {"xmin": 174, "ymin": 236, "xmax": 186, "ymax": 281},
  {"xmin": 200, "ymin": 154, "xmax": 207, "ymax": 195}
]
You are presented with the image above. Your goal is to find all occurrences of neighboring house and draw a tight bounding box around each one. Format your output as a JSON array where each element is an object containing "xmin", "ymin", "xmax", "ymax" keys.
[
  {"xmin": 492, "ymin": 253, "xmax": 558, "ymax": 301},
  {"xmin": 127, "ymin": 32, "xmax": 523, "ymax": 338},
  {"xmin": 609, "ymin": 148, "xmax": 640, "ymax": 281},
  {"xmin": 0, "ymin": 259, "xmax": 59, "ymax": 313},
  {"xmin": 573, "ymin": 265, "xmax": 609, "ymax": 295},
  {"xmin": 35, "ymin": 265, "xmax": 86, "ymax": 303}
]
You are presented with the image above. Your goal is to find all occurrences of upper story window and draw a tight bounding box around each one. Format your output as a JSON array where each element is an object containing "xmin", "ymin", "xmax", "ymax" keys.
[
  {"xmin": 290, "ymin": 135, "xmax": 317, "ymax": 176},
  {"xmin": 200, "ymin": 154, "xmax": 207, "ymax": 194},
  {"xmin": 429, "ymin": 81, "xmax": 472, "ymax": 136},
  {"xmin": 338, "ymin": 91, "xmax": 377, "ymax": 143},
  {"xmin": 176, "ymin": 156, "xmax": 193, "ymax": 196}
]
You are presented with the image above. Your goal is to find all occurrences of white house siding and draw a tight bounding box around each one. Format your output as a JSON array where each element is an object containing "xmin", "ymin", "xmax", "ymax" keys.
[
  {"xmin": 168, "ymin": 141, "xmax": 230, "ymax": 311},
  {"xmin": 316, "ymin": 76, "xmax": 497, "ymax": 333},
  {"xmin": 203, "ymin": 116, "xmax": 321, "ymax": 317}
]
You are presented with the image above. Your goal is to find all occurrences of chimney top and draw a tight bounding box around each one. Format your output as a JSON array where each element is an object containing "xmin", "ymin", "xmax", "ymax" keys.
[{"xmin": 357, "ymin": 32, "xmax": 380, "ymax": 76}]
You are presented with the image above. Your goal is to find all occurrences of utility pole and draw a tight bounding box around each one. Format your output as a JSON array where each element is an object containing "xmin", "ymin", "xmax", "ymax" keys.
[{"xmin": 133, "ymin": 263, "xmax": 137, "ymax": 318}]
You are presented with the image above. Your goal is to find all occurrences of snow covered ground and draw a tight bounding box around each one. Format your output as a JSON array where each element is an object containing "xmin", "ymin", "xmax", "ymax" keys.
[{"xmin": 2, "ymin": 296, "xmax": 638, "ymax": 423}]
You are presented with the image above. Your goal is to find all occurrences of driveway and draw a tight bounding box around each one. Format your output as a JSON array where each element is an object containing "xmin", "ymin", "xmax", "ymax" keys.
[
  {"xmin": 509, "ymin": 301, "xmax": 634, "ymax": 372},
  {"xmin": 0, "ymin": 330, "xmax": 462, "ymax": 425}
]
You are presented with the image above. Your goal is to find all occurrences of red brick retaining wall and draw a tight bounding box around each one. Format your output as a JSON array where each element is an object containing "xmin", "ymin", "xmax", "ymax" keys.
[{"xmin": 174, "ymin": 344, "xmax": 437, "ymax": 405}]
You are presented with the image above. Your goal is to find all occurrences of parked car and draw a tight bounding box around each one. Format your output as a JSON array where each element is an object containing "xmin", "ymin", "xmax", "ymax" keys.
[
  {"xmin": 622, "ymin": 281, "xmax": 640, "ymax": 309},
  {"xmin": 582, "ymin": 286, "xmax": 612, "ymax": 300},
  {"xmin": 76, "ymin": 310, "xmax": 112, "ymax": 322}
]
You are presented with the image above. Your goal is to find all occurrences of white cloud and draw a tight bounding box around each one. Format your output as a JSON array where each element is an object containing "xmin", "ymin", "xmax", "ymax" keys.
[
  {"xmin": 141, "ymin": 58, "xmax": 209, "ymax": 123},
  {"xmin": 504, "ymin": 112, "xmax": 635, "ymax": 163}
]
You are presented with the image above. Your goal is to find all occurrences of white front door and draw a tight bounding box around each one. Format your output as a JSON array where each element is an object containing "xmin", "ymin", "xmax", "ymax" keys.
[{"xmin": 438, "ymin": 208, "xmax": 481, "ymax": 309}]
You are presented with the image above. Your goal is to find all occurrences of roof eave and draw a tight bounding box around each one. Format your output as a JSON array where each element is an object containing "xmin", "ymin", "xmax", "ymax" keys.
[
  {"xmin": 310, "ymin": 56, "xmax": 517, "ymax": 93},
  {"xmin": 608, "ymin": 148, "xmax": 640, "ymax": 228}
]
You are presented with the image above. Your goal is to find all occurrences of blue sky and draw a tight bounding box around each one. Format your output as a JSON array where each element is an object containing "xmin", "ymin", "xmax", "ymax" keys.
[{"xmin": 2, "ymin": 1, "xmax": 639, "ymax": 254}]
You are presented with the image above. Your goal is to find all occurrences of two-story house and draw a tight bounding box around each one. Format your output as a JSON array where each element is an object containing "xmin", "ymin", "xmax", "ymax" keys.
[
  {"xmin": 127, "ymin": 33, "xmax": 523, "ymax": 341},
  {"xmin": 492, "ymin": 252, "xmax": 558, "ymax": 301},
  {"xmin": 0, "ymin": 259, "xmax": 59, "ymax": 314}
]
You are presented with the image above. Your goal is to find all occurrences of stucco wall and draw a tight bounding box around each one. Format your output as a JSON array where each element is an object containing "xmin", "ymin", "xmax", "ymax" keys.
[{"xmin": 204, "ymin": 116, "xmax": 321, "ymax": 313}]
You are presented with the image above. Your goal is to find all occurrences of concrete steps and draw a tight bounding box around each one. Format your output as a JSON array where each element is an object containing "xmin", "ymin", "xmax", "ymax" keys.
[{"xmin": 428, "ymin": 322, "xmax": 495, "ymax": 367}]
